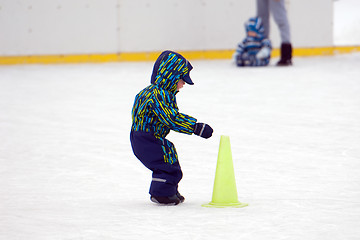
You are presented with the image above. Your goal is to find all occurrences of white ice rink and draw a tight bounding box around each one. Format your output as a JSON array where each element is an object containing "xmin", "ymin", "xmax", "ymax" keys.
[
  {"xmin": 1, "ymin": 53, "xmax": 360, "ymax": 240},
  {"xmin": 1, "ymin": 0, "xmax": 360, "ymax": 239}
]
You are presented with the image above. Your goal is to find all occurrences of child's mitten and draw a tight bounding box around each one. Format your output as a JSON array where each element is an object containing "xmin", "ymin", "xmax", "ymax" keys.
[
  {"xmin": 194, "ymin": 123, "xmax": 213, "ymax": 139},
  {"xmin": 256, "ymin": 46, "xmax": 271, "ymax": 59}
]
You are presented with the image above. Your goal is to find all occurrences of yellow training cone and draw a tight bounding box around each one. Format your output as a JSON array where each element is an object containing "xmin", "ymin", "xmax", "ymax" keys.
[{"xmin": 202, "ymin": 135, "xmax": 248, "ymax": 208}]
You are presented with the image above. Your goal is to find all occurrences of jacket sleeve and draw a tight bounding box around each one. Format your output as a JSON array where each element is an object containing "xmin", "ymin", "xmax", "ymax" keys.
[
  {"xmin": 235, "ymin": 40, "xmax": 246, "ymax": 55},
  {"xmin": 151, "ymin": 88, "xmax": 197, "ymax": 134},
  {"xmin": 261, "ymin": 38, "xmax": 272, "ymax": 49}
]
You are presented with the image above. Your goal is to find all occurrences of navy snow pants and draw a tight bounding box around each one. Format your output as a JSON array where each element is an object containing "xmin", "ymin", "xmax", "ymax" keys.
[{"xmin": 130, "ymin": 131, "xmax": 183, "ymax": 197}]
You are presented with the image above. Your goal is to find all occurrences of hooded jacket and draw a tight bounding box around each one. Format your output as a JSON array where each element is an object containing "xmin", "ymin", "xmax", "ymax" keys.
[
  {"xmin": 131, "ymin": 51, "xmax": 197, "ymax": 141},
  {"xmin": 238, "ymin": 17, "xmax": 272, "ymax": 54}
]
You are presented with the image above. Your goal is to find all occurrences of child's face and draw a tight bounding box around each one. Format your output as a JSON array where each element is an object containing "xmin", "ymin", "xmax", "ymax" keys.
[
  {"xmin": 177, "ymin": 79, "xmax": 185, "ymax": 91},
  {"xmin": 248, "ymin": 31, "xmax": 257, "ymax": 37}
]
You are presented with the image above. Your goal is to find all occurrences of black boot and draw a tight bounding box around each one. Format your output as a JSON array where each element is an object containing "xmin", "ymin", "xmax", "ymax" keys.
[
  {"xmin": 176, "ymin": 192, "xmax": 185, "ymax": 203},
  {"xmin": 277, "ymin": 43, "xmax": 292, "ymax": 66},
  {"xmin": 150, "ymin": 195, "xmax": 181, "ymax": 205}
]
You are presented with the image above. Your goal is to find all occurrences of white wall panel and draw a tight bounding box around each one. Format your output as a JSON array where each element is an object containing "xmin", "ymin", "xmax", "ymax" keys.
[
  {"xmin": 0, "ymin": 0, "xmax": 333, "ymax": 56},
  {"xmin": 285, "ymin": 0, "xmax": 333, "ymax": 47},
  {"xmin": 117, "ymin": 0, "xmax": 333, "ymax": 52},
  {"xmin": 117, "ymin": 0, "xmax": 254, "ymax": 52},
  {"xmin": 0, "ymin": 0, "xmax": 118, "ymax": 56}
]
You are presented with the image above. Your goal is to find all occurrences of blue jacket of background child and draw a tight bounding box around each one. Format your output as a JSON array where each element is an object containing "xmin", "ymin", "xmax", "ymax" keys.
[{"xmin": 234, "ymin": 17, "xmax": 272, "ymax": 67}]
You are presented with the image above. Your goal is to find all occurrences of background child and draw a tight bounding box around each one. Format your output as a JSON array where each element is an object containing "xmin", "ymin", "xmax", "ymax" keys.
[
  {"xmin": 130, "ymin": 50, "xmax": 213, "ymax": 205},
  {"xmin": 234, "ymin": 17, "xmax": 272, "ymax": 67}
]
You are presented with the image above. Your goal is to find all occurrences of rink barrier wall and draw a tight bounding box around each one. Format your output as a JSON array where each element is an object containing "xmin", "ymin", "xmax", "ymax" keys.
[
  {"xmin": 0, "ymin": 0, "xmax": 333, "ymax": 58},
  {"xmin": 0, "ymin": 46, "xmax": 359, "ymax": 65}
]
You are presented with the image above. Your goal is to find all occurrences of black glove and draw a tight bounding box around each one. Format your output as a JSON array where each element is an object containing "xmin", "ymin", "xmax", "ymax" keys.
[{"xmin": 193, "ymin": 123, "xmax": 213, "ymax": 139}]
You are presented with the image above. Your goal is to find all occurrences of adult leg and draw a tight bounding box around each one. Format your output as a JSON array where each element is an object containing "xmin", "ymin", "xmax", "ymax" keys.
[
  {"xmin": 269, "ymin": 0, "xmax": 292, "ymax": 65},
  {"xmin": 256, "ymin": 0, "xmax": 270, "ymax": 38},
  {"xmin": 269, "ymin": 0, "xmax": 291, "ymax": 43}
]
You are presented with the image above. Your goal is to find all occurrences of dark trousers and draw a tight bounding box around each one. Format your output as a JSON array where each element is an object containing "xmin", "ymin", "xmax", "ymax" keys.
[{"xmin": 130, "ymin": 131, "xmax": 183, "ymax": 197}]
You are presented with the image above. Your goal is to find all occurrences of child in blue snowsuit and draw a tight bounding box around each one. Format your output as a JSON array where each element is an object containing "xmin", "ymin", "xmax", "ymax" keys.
[
  {"xmin": 234, "ymin": 17, "xmax": 272, "ymax": 67},
  {"xmin": 130, "ymin": 50, "xmax": 213, "ymax": 205}
]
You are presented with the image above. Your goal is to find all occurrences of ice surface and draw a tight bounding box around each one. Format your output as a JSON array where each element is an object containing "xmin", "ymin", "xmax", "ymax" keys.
[
  {"xmin": 1, "ymin": 1, "xmax": 360, "ymax": 239},
  {"xmin": 1, "ymin": 53, "xmax": 360, "ymax": 240}
]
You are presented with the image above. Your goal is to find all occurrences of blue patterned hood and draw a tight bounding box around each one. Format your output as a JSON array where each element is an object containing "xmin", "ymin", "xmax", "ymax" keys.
[
  {"xmin": 150, "ymin": 51, "xmax": 193, "ymax": 94},
  {"xmin": 245, "ymin": 17, "xmax": 266, "ymax": 40}
]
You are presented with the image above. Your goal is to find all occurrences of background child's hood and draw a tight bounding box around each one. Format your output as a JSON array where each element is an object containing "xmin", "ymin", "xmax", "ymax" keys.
[{"xmin": 245, "ymin": 17, "xmax": 265, "ymax": 40}]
